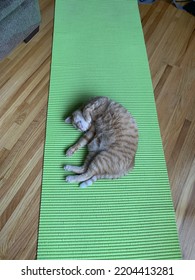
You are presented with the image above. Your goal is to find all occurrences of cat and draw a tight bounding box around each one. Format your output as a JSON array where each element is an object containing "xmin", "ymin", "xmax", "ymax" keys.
[{"xmin": 64, "ymin": 96, "xmax": 138, "ymax": 188}]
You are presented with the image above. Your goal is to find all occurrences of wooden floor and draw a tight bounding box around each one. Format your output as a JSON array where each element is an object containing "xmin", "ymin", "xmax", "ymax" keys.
[{"xmin": 0, "ymin": 0, "xmax": 194, "ymax": 260}]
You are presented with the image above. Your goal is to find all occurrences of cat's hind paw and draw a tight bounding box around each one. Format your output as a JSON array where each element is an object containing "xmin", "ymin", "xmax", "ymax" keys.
[
  {"xmin": 66, "ymin": 175, "xmax": 75, "ymax": 183},
  {"xmin": 64, "ymin": 165, "xmax": 72, "ymax": 171}
]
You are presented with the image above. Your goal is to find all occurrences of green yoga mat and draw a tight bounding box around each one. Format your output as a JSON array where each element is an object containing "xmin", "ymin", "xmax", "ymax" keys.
[{"xmin": 37, "ymin": 0, "xmax": 181, "ymax": 259}]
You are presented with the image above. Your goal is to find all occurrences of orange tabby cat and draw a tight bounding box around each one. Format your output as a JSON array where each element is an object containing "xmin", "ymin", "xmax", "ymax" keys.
[{"xmin": 64, "ymin": 96, "xmax": 138, "ymax": 188}]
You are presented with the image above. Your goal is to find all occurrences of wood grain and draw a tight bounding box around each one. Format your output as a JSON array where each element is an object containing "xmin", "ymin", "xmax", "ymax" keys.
[
  {"xmin": 0, "ymin": 0, "xmax": 194, "ymax": 259},
  {"xmin": 139, "ymin": 1, "xmax": 195, "ymax": 260}
]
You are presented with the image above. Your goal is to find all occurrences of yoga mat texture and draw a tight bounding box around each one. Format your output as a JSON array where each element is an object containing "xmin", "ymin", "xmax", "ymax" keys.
[{"xmin": 37, "ymin": 0, "xmax": 181, "ymax": 259}]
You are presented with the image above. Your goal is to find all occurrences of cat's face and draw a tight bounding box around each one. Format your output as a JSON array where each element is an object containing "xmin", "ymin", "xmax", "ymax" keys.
[{"xmin": 65, "ymin": 110, "xmax": 91, "ymax": 132}]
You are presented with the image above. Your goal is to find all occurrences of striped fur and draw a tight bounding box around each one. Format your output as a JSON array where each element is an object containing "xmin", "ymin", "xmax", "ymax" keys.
[{"xmin": 64, "ymin": 97, "xmax": 138, "ymax": 187}]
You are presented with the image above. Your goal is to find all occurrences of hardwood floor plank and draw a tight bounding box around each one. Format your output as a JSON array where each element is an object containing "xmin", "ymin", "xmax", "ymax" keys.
[
  {"xmin": 0, "ymin": 157, "xmax": 43, "ymax": 230},
  {"xmin": 177, "ymin": 158, "xmax": 195, "ymax": 260},
  {"xmin": 168, "ymin": 119, "xmax": 191, "ymax": 174},
  {"xmin": 154, "ymin": 64, "xmax": 173, "ymax": 100},
  {"xmin": 0, "ymin": 108, "xmax": 46, "ymax": 184},
  {"xmin": 160, "ymin": 31, "xmax": 195, "ymax": 161},
  {"xmin": 0, "ymin": 174, "xmax": 42, "ymax": 259},
  {"xmin": 142, "ymin": 2, "xmax": 195, "ymax": 88},
  {"xmin": 0, "ymin": 31, "xmax": 52, "ymax": 106},
  {"xmin": 0, "ymin": 143, "xmax": 44, "ymax": 217},
  {"xmin": 0, "ymin": 57, "xmax": 50, "ymax": 140},
  {"xmin": 156, "ymin": 66, "xmax": 183, "ymax": 137},
  {"xmin": 170, "ymin": 119, "xmax": 195, "ymax": 209}
]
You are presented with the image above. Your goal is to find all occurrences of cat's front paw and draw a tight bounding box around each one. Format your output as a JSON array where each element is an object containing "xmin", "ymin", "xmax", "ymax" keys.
[{"xmin": 66, "ymin": 147, "xmax": 75, "ymax": 157}]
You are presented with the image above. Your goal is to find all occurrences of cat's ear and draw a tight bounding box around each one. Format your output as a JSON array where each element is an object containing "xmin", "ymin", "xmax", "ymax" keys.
[{"xmin": 65, "ymin": 116, "xmax": 72, "ymax": 123}]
